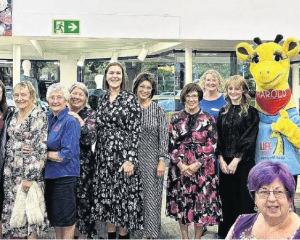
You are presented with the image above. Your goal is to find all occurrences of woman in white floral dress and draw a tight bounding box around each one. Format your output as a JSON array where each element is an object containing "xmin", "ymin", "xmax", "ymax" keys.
[{"xmin": 1, "ymin": 81, "xmax": 48, "ymax": 239}]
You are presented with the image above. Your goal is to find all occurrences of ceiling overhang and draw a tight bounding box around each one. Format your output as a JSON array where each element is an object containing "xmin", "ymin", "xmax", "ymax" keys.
[{"xmin": 0, "ymin": 36, "xmax": 248, "ymax": 61}]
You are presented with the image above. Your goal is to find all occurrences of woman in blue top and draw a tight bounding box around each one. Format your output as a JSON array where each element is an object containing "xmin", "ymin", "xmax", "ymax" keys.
[
  {"xmin": 198, "ymin": 69, "xmax": 227, "ymax": 236},
  {"xmin": 45, "ymin": 83, "xmax": 81, "ymax": 239},
  {"xmin": 199, "ymin": 69, "xmax": 227, "ymax": 119}
]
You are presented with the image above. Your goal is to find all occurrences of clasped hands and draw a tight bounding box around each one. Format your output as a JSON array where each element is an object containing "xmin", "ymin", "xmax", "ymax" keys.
[
  {"xmin": 22, "ymin": 180, "xmax": 32, "ymax": 193},
  {"xmin": 178, "ymin": 161, "xmax": 201, "ymax": 176},
  {"xmin": 219, "ymin": 156, "xmax": 240, "ymax": 175}
]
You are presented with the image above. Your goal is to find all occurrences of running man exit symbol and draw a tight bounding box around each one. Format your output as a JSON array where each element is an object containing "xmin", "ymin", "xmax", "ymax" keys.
[{"xmin": 53, "ymin": 20, "xmax": 80, "ymax": 34}]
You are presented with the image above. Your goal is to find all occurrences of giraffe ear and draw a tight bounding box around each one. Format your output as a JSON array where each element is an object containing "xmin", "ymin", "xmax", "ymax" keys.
[
  {"xmin": 282, "ymin": 38, "xmax": 300, "ymax": 58},
  {"xmin": 236, "ymin": 42, "xmax": 254, "ymax": 61}
]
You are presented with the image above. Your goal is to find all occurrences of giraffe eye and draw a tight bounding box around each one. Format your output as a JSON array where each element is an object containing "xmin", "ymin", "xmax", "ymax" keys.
[
  {"xmin": 252, "ymin": 55, "xmax": 259, "ymax": 63},
  {"xmin": 274, "ymin": 53, "xmax": 283, "ymax": 61}
]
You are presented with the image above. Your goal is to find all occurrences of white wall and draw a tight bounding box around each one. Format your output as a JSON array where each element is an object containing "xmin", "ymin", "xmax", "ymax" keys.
[
  {"xmin": 13, "ymin": 0, "xmax": 300, "ymax": 40},
  {"xmin": 59, "ymin": 58, "xmax": 77, "ymax": 88}
]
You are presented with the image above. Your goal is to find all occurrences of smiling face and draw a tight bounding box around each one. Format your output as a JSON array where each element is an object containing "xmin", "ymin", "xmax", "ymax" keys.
[
  {"xmin": 255, "ymin": 178, "xmax": 291, "ymax": 223},
  {"xmin": 106, "ymin": 65, "xmax": 123, "ymax": 91},
  {"xmin": 227, "ymin": 83, "xmax": 244, "ymax": 104},
  {"xmin": 137, "ymin": 80, "xmax": 152, "ymax": 101},
  {"xmin": 69, "ymin": 87, "xmax": 87, "ymax": 110},
  {"xmin": 184, "ymin": 90, "xmax": 200, "ymax": 113},
  {"xmin": 47, "ymin": 90, "xmax": 67, "ymax": 115},
  {"xmin": 13, "ymin": 86, "xmax": 34, "ymax": 111},
  {"xmin": 204, "ymin": 73, "xmax": 219, "ymax": 93}
]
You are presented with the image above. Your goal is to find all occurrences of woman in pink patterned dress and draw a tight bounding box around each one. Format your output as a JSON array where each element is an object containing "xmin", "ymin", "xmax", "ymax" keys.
[{"xmin": 166, "ymin": 83, "xmax": 222, "ymax": 239}]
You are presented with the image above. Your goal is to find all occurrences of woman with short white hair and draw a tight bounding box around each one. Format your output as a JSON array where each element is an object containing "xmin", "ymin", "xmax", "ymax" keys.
[{"xmin": 44, "ymin": 83, "xmax": 81, "ymax": 239}]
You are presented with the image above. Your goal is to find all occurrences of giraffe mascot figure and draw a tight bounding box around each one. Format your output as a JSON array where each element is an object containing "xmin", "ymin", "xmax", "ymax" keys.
[{"xmin": 236, "ymin": 35, "xmax": 300, "ymax": 178}]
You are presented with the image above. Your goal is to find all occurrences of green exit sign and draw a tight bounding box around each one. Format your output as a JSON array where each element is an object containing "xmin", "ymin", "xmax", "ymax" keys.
[{"xmin": 53, "ymin": 19, "xmax": 80, "ymax": 34}]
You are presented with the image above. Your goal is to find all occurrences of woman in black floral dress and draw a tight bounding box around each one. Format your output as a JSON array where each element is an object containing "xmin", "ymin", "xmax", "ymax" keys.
[
  {"xmin": 93, "ymin": 62, "xmax": 142, "ymax": 239},
  {"xmin": 68, "ymin": 82, "xmax": 97, "ymax": 237}
]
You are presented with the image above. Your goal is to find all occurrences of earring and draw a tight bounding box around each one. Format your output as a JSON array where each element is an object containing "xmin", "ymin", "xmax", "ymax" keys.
[{"xmin": 254, "ymin": 205, "xmax": 258, "ymax": 212}]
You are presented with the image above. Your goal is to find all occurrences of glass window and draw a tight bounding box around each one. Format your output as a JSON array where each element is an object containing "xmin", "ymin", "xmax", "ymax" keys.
[
  {"xmin": 237, "ymin": 60, "xmax": 256, "ymax": 97},
  {"xmin": 192, "ymin": 52, "xmax": 232, "ymax": 86},
  {"xmin": 82, "ymin": 50, "xmax": 241, "ymax": 113},
  {"xmin": 25, "ymin": 60, "xmax": 60, "ymax": 101},
  {"xmin": 0, "ymin": 59, "xmax": 13, "ymax": 87}
]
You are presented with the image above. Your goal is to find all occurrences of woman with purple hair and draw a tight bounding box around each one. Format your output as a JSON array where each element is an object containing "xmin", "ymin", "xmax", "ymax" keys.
[{"xmin": 226, "ymin": 161, "xmax": 300, "ymax": 239}]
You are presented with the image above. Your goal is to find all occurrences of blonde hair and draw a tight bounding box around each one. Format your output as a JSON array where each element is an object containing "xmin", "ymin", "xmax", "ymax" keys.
[
  {"xmin": 223, "ymin": 75, "xmax": 251, "ymax": 116},
  {"xmin": 198, "ymin": 69, "xmax": 224, "ymax": 92},
  {"xmin": 13, "ymin": 81, "xmax": 37, "ymax": 105}
]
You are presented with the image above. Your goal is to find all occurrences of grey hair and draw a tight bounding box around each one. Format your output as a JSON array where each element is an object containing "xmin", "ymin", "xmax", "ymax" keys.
[
  {"xmin": 46, "ymin": 83, "xmax": 70, "ymax": 101},
  {"xmin": 69, "ymin": 82, "xmax": 89, "ymax": 98}
]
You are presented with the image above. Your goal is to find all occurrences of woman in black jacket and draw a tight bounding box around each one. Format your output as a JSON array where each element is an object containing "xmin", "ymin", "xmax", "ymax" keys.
[
  {"xmin": 216, "ymin": 75, "xmax": 259, "ymax": 238},
  {"xmin": 0, "ymin": 80, "xmax": 14, "ymax": 238}
]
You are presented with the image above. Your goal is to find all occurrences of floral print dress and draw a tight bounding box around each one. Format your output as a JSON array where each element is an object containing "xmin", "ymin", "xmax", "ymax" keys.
[
  {"xmin": 166, "ymin": 110, "xmax": 222, "ymax": 226},
  {"xmin": 92, "ymin": 90, "xmax": 143, "ymax": 231},
  {"xmin": 1, "ymin": 107, "xmax": 48, "ymax": 238},
  {"xmin": 76, "ymin": 106, "xmax": 97, "ymax": 236}
]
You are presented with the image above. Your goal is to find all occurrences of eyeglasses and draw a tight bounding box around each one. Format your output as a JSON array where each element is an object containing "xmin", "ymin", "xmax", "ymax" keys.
[
  {"xmin": 48, "ymin": 95, "xmax": 65, "ymax": 101},
  {"xmin": 256, "ymin": 189, "xmax": 287, "ymax": 199},
  {"xmin": 186, "ymin": 94, "xmax": 198, "ymax": 99}
]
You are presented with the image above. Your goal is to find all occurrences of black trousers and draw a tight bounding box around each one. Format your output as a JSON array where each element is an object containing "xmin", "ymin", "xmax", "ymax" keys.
[{"xmin": 218, "ymin": 158, "xmax": 255, "ymax": 238}]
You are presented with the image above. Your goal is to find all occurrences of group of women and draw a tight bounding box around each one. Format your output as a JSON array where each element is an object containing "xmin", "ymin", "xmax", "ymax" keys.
[
  {"xmin": 0, "ymin": 63, "xmax": 299, "ymax": 239},
  {"xmin": 0, "ymin": 62, "xmax": 168, "ymax": 239}
]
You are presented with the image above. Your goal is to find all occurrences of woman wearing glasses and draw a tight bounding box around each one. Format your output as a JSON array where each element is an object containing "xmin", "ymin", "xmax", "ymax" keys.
[
  {"xmin": 166, "ymin": 83, "xmax": 222, "ymax": 239},
  {"xmin": 226, "ymin": 161, "xmax": 300, "ymax": 239},
  {"xmin": 45, "ymin": 83, "xmax": 81, "ymax": 239}
]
